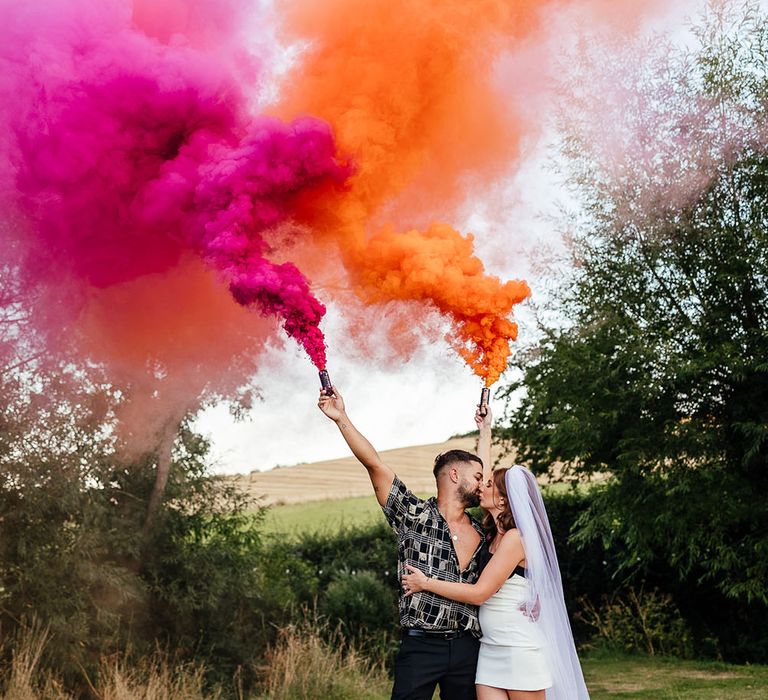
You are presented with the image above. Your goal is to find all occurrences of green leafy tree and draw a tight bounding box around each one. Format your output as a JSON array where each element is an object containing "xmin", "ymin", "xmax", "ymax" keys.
[
  {"xmin": 0, "ymin": 263, "xmax": 274, "ymax": 690},
  {"xmin": 502, "ymin": 1, "xmax": 768, "ymax": 604}
]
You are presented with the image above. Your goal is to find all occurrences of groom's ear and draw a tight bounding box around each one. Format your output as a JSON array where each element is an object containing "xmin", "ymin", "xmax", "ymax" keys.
[{"xmin": 449, "ymin": 466, "xmax": 460, "ymax": 484}]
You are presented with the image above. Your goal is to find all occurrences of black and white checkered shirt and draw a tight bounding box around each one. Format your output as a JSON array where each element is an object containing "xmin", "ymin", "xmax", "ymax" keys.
[{"xmin": 382, "ymin": 476, "xmax": 485, "ymax": 636}]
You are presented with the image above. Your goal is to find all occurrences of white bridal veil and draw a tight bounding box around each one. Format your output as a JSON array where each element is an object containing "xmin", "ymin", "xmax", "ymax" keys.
[{"xmin": 505, "ymin": 465, "xmax": 590, "ymax": 700}]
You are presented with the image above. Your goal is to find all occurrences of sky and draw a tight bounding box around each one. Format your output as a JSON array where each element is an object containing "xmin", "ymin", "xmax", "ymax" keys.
[{"xmin": 195, "ymin": 0, "xmax": 708, "ymax": 474}]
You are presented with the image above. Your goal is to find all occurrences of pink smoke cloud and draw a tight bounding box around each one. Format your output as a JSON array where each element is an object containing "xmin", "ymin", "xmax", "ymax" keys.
[{"xmin": 1, "ymin": 0, "xmax": 348, "ymax": 386}]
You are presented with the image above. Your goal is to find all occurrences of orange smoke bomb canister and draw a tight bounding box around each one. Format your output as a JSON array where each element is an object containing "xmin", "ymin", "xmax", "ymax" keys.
[{"xmin": 479, "ymin": 387, "xmax": 491, "ymax": 417}]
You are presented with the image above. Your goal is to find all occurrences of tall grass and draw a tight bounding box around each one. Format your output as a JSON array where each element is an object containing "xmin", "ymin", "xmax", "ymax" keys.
[
  {"xmin": 97, "ymin": 658, "xmax": 218, "ymax": 700},
  {"xmin": 0, "ymin": 623, "xmax": 217, "ymax": 700},
  {"xmin": 0, "ymin": 620, "xmax": 69, "ymax": 700},
  {"xmin": 1, "ymin": 618, "xmax": 390, "ymax": 700},
  {"xmin": 257, "ymin": 622, "xmax": 390, "ymax": 700}
]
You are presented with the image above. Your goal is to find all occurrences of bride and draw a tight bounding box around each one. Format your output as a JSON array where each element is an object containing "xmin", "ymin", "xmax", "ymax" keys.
[{"xmin": 401, "ymin": 407, "xmax": 590, "ymax": 700}]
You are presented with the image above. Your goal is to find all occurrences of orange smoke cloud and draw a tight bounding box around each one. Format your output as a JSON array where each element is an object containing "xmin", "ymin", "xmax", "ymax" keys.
[
  {"xmin": 275, "ymin": 0, "xmax": 671, "ymax": 384},
  {"xmin": 351, "ymin": 224, "xmax": 529, "ymax": 386},
  {"xmin": 275, "ymin": 0, "xmax": 544, "ymax": 384}
]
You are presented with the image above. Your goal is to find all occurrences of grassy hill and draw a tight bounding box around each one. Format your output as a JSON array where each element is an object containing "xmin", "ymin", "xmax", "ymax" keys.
[
  {"xmin": 259, "ymin": 493, "xmax": 392, "ymax": 536},
  {"xmin": 220, "ymin": 436, "xmax": 482, "ymax": 506}
]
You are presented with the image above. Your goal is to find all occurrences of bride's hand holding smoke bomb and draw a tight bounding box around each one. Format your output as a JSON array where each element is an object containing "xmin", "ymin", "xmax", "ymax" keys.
[
  {"xmin": 478, "ymin": 387, "xmax": 491, "ymax": 418},
  {"xmin": 475, "ymin": 395, "xmax": 492, "ymax": 432}
]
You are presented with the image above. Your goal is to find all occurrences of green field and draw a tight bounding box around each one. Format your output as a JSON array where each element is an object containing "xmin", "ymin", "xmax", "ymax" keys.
[
  {"xmin": 260, "ymin": 485, "xmax": 576, "ymax": 537},
  {"xmin": 283, "ymin": 652, "xmax": 768, "ymax": 699},
  {"xmin": 259, "ymin": 494, "xmax": 402, "ymax": 537},
  {"xmin": 431, "ymin": 654, "xmax": 768, "ymax": 699}
]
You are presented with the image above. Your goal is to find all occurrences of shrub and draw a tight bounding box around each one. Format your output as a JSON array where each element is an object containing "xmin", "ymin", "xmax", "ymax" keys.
[
  {"xmin": 268, "ymin": 522, "xmax": 401, "ymax": 654},
  {"xmin": 576, "ymin": 587, "xmax": 694, "ymax": 658},
  {"xmin": 284, "ymin": 522, "xmax": 398, "ymax": 591},
  {"xmin": 319, "ymin": 569, "xmax": 398, "ymax": 656},
  {"xmin": 139, "ymin": 430, "xmax": 273, "ymax": 689}
]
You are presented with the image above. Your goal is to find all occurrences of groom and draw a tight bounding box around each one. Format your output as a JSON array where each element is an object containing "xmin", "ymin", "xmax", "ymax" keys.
[{"xmin": 318, "ymin": 385, "xmax": 491, "ymax": 700}]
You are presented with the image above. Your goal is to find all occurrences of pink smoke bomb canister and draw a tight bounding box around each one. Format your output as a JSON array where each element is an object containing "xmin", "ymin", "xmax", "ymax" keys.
[{"xmin": 319, "ymin": 369, "xmax": 335, "ymax": 397}]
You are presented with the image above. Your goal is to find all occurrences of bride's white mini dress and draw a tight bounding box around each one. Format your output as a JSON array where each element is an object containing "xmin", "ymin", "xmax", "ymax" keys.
[{"xmin": 476, "ymin": 573, "xmax": 553, "ymax": 691}]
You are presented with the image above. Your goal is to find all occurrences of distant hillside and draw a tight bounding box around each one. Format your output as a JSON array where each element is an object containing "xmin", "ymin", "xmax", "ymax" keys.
[{"xmin": 220, "ymin": 436, "xmax": 518, "ymax": 506}]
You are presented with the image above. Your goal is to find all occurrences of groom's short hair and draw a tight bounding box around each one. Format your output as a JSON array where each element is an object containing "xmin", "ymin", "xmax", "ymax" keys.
[{"xmin": 433, "ymin": 449, "xmax": 483, "ymax": 478}]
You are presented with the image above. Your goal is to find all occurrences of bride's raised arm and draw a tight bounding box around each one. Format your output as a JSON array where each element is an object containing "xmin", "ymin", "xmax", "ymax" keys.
[{"xmin": 475, "ymin": 402, "xmax": 493, "ymax": 481}]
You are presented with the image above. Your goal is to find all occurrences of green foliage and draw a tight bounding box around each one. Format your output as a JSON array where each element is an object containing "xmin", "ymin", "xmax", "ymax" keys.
[
  {"xmin": 0, "ymin": 347, "xmax": 276, "ymax": 690},
  {"xmin": 501, "ymin": 0, "xmax": 768, "ymax": 607},
  {"xmin": 264, "ymin": 522, "xmax": 401, "ymax": 660},
  {"xmin": 281, "ymin": 521, "xmax": 399, "ymax": 593},
  {"xmin": 319, "ymin": 570, "xmax": 398, "ymax": 652},
  {"xmin": 576, "ymin": 587, "xmax": 694, "ymax": 658},
  {"xmin": 0, "ymin": 360, "xmax": 147, "ymax": 679},
  {"xmin": 139, "ymin": 426, "xmax": 272, "ymax": 686}
]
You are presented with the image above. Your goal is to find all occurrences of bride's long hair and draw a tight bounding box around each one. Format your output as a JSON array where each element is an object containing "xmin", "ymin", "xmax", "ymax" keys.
[{"xmin": 481, "ymin": 467, "xmax": 515, "ymax": 542}]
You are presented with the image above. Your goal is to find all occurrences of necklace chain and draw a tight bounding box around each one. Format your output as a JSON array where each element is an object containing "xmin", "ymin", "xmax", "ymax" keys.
[{"xmin": 448, "ymin": 514, "xmax": 468, "ymax": 543}]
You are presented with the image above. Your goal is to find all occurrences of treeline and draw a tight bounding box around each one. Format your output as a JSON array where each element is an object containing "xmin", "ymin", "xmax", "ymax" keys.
[{"xmin": 499, "ymin": 0, "xmax": 768, "ymax": 644}]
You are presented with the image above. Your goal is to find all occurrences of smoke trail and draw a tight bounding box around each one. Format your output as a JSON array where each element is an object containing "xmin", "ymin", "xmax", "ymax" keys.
[
  {"xmin": 0, "ymin": 0, "xmax": 674, "ymax": 433},
  {"xmin": 349, "ymin": 225, "xmax": 529, "ymax": 386}
]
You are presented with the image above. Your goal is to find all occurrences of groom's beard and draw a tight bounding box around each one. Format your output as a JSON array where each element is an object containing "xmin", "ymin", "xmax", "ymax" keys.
[{"xmin": 458, "ymin": 482, "xmax": 480, "ymax": 508}]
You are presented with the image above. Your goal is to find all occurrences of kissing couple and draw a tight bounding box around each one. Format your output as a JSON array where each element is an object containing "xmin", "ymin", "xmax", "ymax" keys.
[{"xmin": 319, "ymin": 386, "xmax": 590, "ymax": 700}]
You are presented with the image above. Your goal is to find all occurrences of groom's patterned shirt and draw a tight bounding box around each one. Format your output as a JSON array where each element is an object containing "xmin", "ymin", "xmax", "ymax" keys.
[{"xmin": 382, "ymin": 476, "xmax": 485, "ymax": 636}]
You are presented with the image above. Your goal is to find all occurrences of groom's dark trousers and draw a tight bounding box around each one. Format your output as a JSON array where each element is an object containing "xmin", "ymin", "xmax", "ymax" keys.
[{"xmin": 391, "ymin": 630, "xmax": 479, "ymax": 700}]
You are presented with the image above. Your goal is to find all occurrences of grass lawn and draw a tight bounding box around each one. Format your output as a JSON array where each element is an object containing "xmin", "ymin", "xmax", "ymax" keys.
[
  {"xmin": 581, "ymin": 652, "xmax": 768, "ymax": 699},
  {"xmin": 355, "ymin": 653, "xmax": 768, "ymax": 699}
]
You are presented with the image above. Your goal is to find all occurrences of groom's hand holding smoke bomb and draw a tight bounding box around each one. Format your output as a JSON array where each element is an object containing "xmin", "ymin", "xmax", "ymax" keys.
[{"xmin": 317, "ymin": 384, "xmax": 345, "ymax": 422}]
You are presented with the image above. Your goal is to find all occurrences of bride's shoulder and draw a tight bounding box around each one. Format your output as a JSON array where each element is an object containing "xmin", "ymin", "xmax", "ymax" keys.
[{"xmin": 499, "ymin": 528, "xmax": 523, "ymax": 548}]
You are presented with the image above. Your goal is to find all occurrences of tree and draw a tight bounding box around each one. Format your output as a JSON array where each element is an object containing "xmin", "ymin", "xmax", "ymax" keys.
[
  {"xmin": 0, "ymin": 258, "xmax": 271, "ymax": 687},
  {"xmin": 501, "ymin": 1, "xmax": 768, "ymax": 604}
]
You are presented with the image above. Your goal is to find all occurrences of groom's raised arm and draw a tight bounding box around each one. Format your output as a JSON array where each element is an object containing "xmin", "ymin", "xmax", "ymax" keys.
[{"xmin": 317, "ymin": 386, "xmax": 396, "ymax": 507}]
